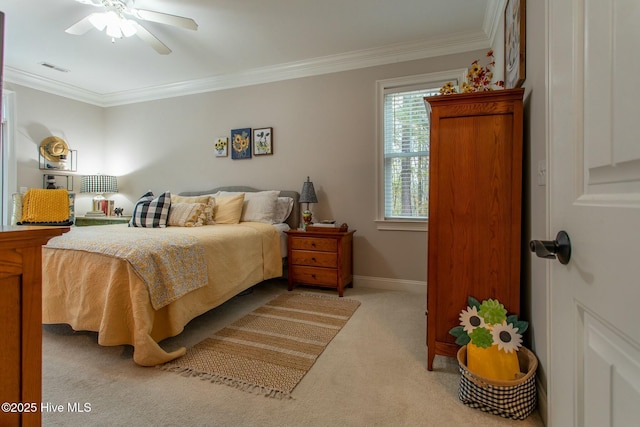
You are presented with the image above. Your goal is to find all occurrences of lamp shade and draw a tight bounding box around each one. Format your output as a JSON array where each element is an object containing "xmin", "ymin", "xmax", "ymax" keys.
[
  {"xmin": 299, "ymin": 176, "xmax": 318, "ymax": 204},
  {"xmin": 80, "ymin": 175, "xmax": 118, "ymax": 194}
]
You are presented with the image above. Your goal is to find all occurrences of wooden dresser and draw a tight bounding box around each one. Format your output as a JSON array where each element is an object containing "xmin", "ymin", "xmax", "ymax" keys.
[
  {"xmin": 285, "ymin": 229, "xmax": 355, "ymax": 297},
  {"xmin": 424, "ymin": 89, "xmax": 524, "ymax": 370},
  {"xmin": 0, "ymin": 226, "xmax": 69, "ymax": 427}
]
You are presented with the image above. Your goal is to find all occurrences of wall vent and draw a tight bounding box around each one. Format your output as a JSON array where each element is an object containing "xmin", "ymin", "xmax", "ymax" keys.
[{"xmin": 39, "ymin": 62, "xmax": 69, "ymax": 73}]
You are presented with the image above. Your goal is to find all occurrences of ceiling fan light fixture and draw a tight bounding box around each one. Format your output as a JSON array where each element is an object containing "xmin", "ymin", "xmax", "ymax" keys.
[
  {"xmin": 88, "ymin": 12, "xmax": 107, "ymax": 31},
  {"xmin": 89, "ymin": 10, "xmax": 136, "ymax": 39},
  {"xmin": 106, "ymin": 23, "xmax": 122, "ymax": 38},
  {"xmin": 119, "ymin": 19, "xmax": 137, "ymax": 37}
]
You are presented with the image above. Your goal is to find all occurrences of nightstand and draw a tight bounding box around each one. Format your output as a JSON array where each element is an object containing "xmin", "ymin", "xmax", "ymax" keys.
[
  {"xmin": 285, "ymin": 229, "xmax": 355, "ymax": 297},
  {"xmin": 75, "ymin": 216, "xmax": 131, "ymax": 226}
]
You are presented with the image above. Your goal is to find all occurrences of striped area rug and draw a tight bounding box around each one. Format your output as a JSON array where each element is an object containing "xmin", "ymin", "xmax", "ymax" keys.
[{"xmin": 160, "ymin": 292, "xmax": 361, "ymax": 398}]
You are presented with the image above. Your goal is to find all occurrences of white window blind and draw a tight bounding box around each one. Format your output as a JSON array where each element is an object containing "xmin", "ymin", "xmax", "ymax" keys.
[{"xmin": 383, "ymin": 85, "xmax": 443, "ymax": 220}]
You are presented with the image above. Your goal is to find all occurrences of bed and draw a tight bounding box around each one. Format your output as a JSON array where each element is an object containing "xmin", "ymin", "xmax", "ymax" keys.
[{"xmin": 42, "ymin": 186, "xmax": 300, "ymax": 366}]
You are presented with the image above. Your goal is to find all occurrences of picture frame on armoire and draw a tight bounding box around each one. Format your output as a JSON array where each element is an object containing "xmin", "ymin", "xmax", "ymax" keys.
[{"xmin": 504, "ymin": 0, "xmax": 526, "ymax": 89}]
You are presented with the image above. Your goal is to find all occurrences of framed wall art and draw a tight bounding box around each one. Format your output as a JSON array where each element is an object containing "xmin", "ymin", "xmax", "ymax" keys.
[
  {"xmin": 253, "ymin": 127, "xmax": 273, "ymax": 155},
  {"xmin": 504, "ymin": 0, "xmax": 526, "ymax": 89},
  {"xmin": 231, "ymin": 128, "xmax": 252, "ymax": 159},
  {"xmin": 214, "ymin": 137, "xmax": 228, "ymax": 157}
]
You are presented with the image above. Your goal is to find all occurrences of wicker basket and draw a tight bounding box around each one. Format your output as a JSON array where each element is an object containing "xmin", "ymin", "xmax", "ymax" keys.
[{"xmin": 457, "ymin": 345, "xmax": 538, "ymax": 420}]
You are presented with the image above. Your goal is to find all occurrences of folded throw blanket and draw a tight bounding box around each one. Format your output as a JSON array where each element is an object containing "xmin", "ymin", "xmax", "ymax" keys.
[{"xmin": 20, "ymin": 188, "xmax": 70, "ymax": 223}]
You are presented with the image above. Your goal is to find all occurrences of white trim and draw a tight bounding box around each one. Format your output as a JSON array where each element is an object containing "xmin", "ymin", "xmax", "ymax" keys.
[
  {"xmin": 1, "ymin": 91, "xmax": 17, "ymax": 226},
  {"xmin": 4, "ymin": 32, "xmax": 490, "ymax": 107},
  {"xmin": 374, "ymin": 220, "xmax": 428, "ymax": 232},
  {"xmin": 354, "ymin": 275, "xmax": 426, "ymax": 293},
  {"xmin": 485, "ymin": 0, "xmax": 507, "ymax": 45},
  {"xmin": 4, "ymin": 67, "xmax": 104, "ymax": 106}
]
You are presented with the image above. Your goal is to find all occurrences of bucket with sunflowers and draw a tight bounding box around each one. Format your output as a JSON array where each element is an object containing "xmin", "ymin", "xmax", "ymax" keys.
[{"xmin": 449, "ymin": 296, "xmax": 538, "ymax": 419}]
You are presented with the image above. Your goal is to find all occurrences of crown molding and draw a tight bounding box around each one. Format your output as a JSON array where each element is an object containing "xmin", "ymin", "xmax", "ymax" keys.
[
  {"xmin": 5, "ymin": 31, "xmax": 490, "ymax": 107},
  {"xmin": 484, "ymin": 0, "xmax": 507, "ymax": 45},
  {"xmin": 4, "ymin": 66, "xmax": 104, "ymax": 106}
]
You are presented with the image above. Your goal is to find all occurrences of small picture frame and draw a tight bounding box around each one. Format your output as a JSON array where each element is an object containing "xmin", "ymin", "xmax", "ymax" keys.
[
  {"xmin": 231, "ymin": 128, "xmax": 252, "ymax": 159},
  {"xmin": 504, "ymin": 0, "xmax": 526, "ymax": 89},
  {"xmin": 214, "ymin": 137, "xmax": 228, "ymax": 157},
  {"xmin": 253, "ymin": 127, "xmax": 273, "ymax": 155}
]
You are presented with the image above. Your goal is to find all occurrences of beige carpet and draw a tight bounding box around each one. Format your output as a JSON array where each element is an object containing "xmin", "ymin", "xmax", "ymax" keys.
[
  {"xmin": 42, "ymin": 280, "xmax": 544, "ymax": 426},
  {"xmin": 160, "ymin": 292, "xmax": 361, "ymax": 398}
]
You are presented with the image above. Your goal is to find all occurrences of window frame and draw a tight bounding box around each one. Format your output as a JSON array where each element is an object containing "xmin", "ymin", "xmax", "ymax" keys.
[{"xmin": 375, "ymin": 69, "xmax": 466, "ymax": 231}]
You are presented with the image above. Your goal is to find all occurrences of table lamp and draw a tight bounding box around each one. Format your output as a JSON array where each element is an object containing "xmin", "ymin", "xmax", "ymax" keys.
[
  {"xmin": 80, "ymin": 175, "xmax": 118, "ymax": 217},
  {"xmin": 299, "ymin": 176, "xmax": 318, "ymax": 229}
]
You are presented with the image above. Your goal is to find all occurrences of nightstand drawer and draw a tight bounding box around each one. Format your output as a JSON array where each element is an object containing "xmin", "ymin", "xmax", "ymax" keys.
[
  {"xmin": 290, "ymin": 266, "xmax": 337, "ymax": 286},
  {"xmin": 290, "ymin": 237, "xmax": 337, "ymax": 252},
  {"xmin": 290, "ymin": 250, "xmax": 337, "ymax": 268}
]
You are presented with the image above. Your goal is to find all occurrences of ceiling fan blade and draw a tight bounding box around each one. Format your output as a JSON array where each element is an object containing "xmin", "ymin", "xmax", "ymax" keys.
[
  {"xmin": 132, "ymin": 9, "xmax": 198, "ymax": 31},
  {"xmin": 74, "ymin": 0, "xmax": 103, "ymax": 6},
  {"xmin": 65, "ymin": 15, "xmax": 97, "ymax": 35},
  {"xmin": 132, "ymin": 22, "xmax": 172, "ymax": 55}
]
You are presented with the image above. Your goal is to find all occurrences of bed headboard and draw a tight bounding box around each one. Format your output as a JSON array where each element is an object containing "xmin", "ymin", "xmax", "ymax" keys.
[{"xmin": 179, "ymin": 186, "xmax": 300, "ymax": 230}]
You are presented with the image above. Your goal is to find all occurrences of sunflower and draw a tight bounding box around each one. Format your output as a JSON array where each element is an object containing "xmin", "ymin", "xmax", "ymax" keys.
[
  {"xmin": 459, "ymin": 305, "xmax": 487, "ymax": 333},
  {"xmin": 491, "ymin": 322, "xmax": 523, "ymax": 353},
  {"xmin": 232, "ymin": 133, "xmax": 249, "ymax": 153},
  {"xmin": 469, "ymin": 62, "xmax": 482, "ymax": 76}
]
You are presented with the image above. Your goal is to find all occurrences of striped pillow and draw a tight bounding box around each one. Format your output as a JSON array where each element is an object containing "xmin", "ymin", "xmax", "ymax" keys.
[{"xmin": 129, "ymin": 191, "xmax": 171, "ymax": 228}]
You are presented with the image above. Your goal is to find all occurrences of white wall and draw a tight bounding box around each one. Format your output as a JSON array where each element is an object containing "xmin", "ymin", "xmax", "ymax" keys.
[{"xmin": 6, "ymin": 84, "xmax": 106, "ymax": 215}]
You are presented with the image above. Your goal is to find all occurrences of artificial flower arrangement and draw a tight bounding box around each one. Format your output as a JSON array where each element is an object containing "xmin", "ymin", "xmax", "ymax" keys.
[
  {"xmin": 440, "ymin": 50, "xmax": 505, "ymax": 95},
  {"xmin": 450, "ymin": 296, "xmax": 528, "ymax": 381}
]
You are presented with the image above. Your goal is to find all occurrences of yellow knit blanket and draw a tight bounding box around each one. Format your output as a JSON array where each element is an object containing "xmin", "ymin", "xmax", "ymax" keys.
[{"xmin": 21, "ymin": 189, "xmax": 70, "ymax": 223}]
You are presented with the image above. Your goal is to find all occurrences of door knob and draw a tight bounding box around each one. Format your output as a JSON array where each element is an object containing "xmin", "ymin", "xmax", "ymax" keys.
[{"xmin": 529, "ymin": 230, "xmax": 571, "ymax": 265}]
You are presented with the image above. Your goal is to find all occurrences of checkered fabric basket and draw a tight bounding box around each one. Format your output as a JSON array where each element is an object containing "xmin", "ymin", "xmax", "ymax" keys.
[{"xmin": 457, "ymin": 345, "xmax": 538, "ymax": 420}]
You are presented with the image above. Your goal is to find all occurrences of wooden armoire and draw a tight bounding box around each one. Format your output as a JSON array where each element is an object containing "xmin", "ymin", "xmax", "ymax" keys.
[{"xmin": 424, "ymin": 88, "xmax": 524, "ymax": 370}]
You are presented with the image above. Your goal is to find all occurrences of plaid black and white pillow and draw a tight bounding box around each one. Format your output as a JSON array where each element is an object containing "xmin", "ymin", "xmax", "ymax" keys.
[{"xmin": 129, "ymin": 191, "xmax": 171, "ymax": 228}]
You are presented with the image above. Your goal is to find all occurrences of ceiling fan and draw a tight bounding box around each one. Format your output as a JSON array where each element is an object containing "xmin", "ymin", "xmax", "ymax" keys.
[{"xmin": 65, "ymin": 0, "xmax": 198, "ymax": 55}]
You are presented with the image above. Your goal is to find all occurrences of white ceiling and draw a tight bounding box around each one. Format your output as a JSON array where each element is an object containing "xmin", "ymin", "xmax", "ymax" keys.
[{"xmin": 0, "ymin": 0, "xmax": 501, "ymax": 106}]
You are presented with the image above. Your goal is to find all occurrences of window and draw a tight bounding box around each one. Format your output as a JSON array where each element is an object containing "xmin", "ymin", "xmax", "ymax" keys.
[{"xmin": 376, "ymin": 70, "xmax": 465, "ymax": 231}]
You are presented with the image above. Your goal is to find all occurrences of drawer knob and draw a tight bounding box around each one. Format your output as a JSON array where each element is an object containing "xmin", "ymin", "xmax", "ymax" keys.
[
  {"xmin": 311, "ymin": 242, "xmax": 316, "ymax": 247},
  {"xmin": 311, "ymin": 274, "xmax": 316, "ymax": 278},
  {"xmin": 311, "ymin": 257, "xmax": 316, "ymax": 262}
]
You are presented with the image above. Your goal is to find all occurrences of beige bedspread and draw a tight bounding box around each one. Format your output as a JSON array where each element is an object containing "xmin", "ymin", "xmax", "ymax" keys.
[
  {"xmin": 45, "ymin": 226, "xmax": 208, "ymax": 309},
  {"xmin": 42, "ymin": 222, "xmax": 283, "ymax": 366}
]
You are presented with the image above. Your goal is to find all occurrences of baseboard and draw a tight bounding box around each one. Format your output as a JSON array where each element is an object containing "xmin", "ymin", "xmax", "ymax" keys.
[{"xmin": 354, "ymin": 275, "xmax": 426, "ymax": 293}]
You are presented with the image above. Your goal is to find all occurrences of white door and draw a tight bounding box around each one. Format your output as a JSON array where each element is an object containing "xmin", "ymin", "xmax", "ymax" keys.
[{"xmin": 547, "ymin": 0, "xmax": 640, "ymax": 426}]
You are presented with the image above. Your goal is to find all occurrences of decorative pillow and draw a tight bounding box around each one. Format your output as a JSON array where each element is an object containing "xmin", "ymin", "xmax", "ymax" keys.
[
  {"xmin": 212, "ymin": 193, "xmax": 245, "ymax": 224},
  {"xmin": 217, "ymin": 190, "xmax": 279, "ymax": 223},
  {"xmin": 272, "ymin": 197, "xmax": 294, "ymax": 224},
  {"xmin": 171, "ymin": 194, "xmax": 210, "ymax": 204},
  {"xmin": 173, "ymin": 194, "xmax": 216, "ymax": 225},
  {"xmin": 168, "ymin": 202, "xmax": 206, "ymax": 227},
  {"xmin": 129, "ymin": 191, "xmax": 171, "ymax": 228}
]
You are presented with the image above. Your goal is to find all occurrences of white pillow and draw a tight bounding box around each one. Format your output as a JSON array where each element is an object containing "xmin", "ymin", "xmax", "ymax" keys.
[
  {"xmin": 272, "ymin": 197, "xmax": 294, "ymax": 224},
  {"xmin": 217, "ymin": 190, "xmax": 279, "ymax": 223}
]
